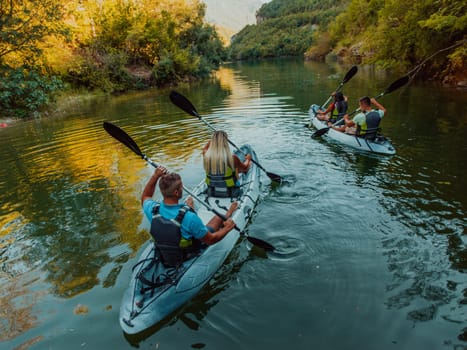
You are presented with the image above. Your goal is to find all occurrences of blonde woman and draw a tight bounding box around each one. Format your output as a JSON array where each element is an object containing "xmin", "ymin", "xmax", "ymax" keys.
[{"xmin": 202, "ymin": 131, "xmax": 251, "ymax": 197}]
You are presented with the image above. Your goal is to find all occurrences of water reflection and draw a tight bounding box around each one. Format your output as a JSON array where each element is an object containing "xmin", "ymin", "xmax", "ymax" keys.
[
  {"xmin": 328, "ymin": 140, "xmax": 466, "ymax": 334},
  {"xmin": 0, "ymin": 116, "xmax": 152, "ymax": 343},
  {"xmin": 300, "ymin": 72, "xmax": 466, "ymax": 342},
  {"xmin": 0, "ymin": 244, "xmax": 41, "ymax": 342},
  {"xmin": 0, "ymin": 58, "xmax": 465, "ymax": 349},
  {"xmin": 362, "ymin": 149, "xmax": 466, "ymax": 338}
]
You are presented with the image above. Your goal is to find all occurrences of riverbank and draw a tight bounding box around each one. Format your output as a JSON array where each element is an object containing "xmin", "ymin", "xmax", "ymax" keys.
[
  {"xmin": 1, "ymin": 58, "xmax": 465, "ymax": 130},
  {"xmin": 0, "ymin": 90, "xmax": 108, "ymax": 128},
  {"xmin": 321, "ymin": 46, "xmax": 467, "ymax": 87}
]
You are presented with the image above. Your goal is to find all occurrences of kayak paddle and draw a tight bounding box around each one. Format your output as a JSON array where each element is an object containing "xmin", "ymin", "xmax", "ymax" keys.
[
  {"xmin": 319, "ymin": 65, "xmax": 358, "ymax": 109},
  {"xmin": 311, "ymin": 75, "xmax": 410, "ymax": 138},
  {"xmin": 169, "ymin": 90, "xmax": 283, "ymax": 185},
  {"xmin": 103, "ymin": 121, "xmax": 275, "ymax": 252}
]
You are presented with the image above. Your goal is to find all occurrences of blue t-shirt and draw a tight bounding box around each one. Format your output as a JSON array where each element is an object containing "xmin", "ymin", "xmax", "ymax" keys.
[{"xmin": 143, "ymin": 199, "xmax": 209, "ymax": 240}]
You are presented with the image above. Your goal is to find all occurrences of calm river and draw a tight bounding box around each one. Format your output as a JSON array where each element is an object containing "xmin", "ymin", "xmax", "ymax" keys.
[{"xmin": 0, "ymin": 58, "xmax": 466, "ymax": 350}]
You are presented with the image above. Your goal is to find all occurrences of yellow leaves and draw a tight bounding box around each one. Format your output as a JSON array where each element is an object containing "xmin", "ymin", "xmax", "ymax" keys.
[
  {"xmin": 418, "ymin": 13, "xmax": 467, "ymax": 32},
  {"xmin": 447, "ymin": 44, "xmax": 466, "ymax": 70}
]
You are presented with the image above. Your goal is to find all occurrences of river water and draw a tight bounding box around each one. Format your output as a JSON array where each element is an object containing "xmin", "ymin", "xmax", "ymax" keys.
[{"xmin": 0, "ymin": 58, "xmax": 465, "ymax": 350}]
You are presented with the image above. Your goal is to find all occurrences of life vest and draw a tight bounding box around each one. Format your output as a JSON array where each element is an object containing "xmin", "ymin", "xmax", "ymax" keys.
[
  {"xmin": 205, "ymin": 166, "xmax": 239, "ymax": 197},
  {"xmin": 356, "ymin": 110, "xmax": 381, "ymax": 137},
  {"xmin": 329, "ymin": 100, "xmax": 348, "ymax": 123},
  {"xmin": 149, "ymin": 204, "xmax": 201, "ymax": 267}
]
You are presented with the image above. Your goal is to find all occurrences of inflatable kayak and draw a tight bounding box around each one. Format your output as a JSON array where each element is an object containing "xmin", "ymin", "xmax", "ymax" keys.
[
  {"xmin": 309, "ymin": 104, "xmax": 396, "ymax": 155},
  {"xmin": 119, "ymin": 144, "xmax": 262, "ymax": 334}
]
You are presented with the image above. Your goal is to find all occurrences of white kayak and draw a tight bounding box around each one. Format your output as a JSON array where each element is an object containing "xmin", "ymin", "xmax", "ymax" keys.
[
  {"xmin": 119, "ymin": 144, "xmax": 262, "ymax": 334},
  {"xmin": 309, "ymin": 104, "xmax": 396, "ymax": 155}
]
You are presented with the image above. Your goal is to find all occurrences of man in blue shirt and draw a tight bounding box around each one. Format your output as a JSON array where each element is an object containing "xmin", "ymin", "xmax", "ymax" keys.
[{"xmin": 141, "ymin": 166, "xmax": 236, "ymax": 246}]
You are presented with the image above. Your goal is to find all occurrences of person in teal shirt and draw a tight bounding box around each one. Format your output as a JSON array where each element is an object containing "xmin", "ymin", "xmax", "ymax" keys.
[{"xmin": 142, "ymin": 166, "xmax": 237, "ymax": 246}]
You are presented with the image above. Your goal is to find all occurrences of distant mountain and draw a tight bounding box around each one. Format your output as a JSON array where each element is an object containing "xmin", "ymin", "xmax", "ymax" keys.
[{"xmin": 202, "ymin": 0, "xmax": 270, "ymax": 41}]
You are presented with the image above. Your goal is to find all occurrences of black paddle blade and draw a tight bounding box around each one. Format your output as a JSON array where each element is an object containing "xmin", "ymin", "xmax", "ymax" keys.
[
  {"xmin": 384, "ymin": 75, "xmax": 409, "ymax": 95},
  {"xmin": 102, "ymin": 121, "xmax": 277, "ymax": 252},
  {"xmin": 169, "ymin": 90, "xmax": 199, "ymax": 118},
  {"xmin": 246, "ymin": 236, "xmax": 275, "ymax": 252},
  {"xmin": 266, "ymin": 171, "xmax": 282, "ymax": 184},
  {"xmin": 342, "ymin": 65, "xmax": 358, "ymax": 84},
  {"xmin": 103, "ymin": 121, "xmax": 143, "ymax": 157},
  {"xmin": 311, "ymin": 127, "xmax": 330, "ymax": 138},
  {"xmin": 250, "ymin": 158, "xmax": 282, "ymax": 184}
]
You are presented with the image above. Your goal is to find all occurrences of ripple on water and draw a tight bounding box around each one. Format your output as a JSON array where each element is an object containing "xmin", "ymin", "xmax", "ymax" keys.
[{"xmin": 262, "ymin": 236, "xmax": 307, "ymax": 261}]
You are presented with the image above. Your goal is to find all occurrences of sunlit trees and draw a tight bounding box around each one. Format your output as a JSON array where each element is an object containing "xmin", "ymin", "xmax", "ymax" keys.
[
  {"xmin": 0, "ymin": 0, "xmax": 227, "ymax": 118},
  {"xmin": 65, "ymin": 0, "xmax": 226, "ymax": 91},
  {"xmin": 230, "ymin": 0, "xmax": 465, "ymax": 83},
  {"xmin": 229, "ymin": 0, "xmax": 346, "ymax": 60},
  {"xmin": 325, "ymin": 0, "xmax": 466, "ymax": 80},
  {"xmin": 0, "ymin": 0, "xmax": 66, "ymax": 63},
  {"xmin": 0, "ymin": 0, "xmax": 66, "ymax": 118}
]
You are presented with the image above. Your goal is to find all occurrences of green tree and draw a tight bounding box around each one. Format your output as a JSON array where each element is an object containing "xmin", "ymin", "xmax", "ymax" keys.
[
  {"xmin": 323, "ymin": 0, "xmax": 466, "ymax": 80},
  {"xmin": 0, "ymin": 0, "xmax": 228, "ymax": 117},
  {"xmin": 0, "ymin": 65, "xmax": 63, "ymax": 118},
  {"xmin": 66, "ymin": 0, "xmax": 226, "ymax": 91},
  {"xmin": 257, "ymin": 0, "xmax": 340, "ymax": 19},
  {"xmin": 0, "ymin": 0, "xmax": 66, "ymax": 64},
  {"xmin": 0, "ymin": 0, "xmax": 66, "ymax": 118},
  {"xmin": 229, "ymin": 0, "xmax": 348, "ymax": 60}
]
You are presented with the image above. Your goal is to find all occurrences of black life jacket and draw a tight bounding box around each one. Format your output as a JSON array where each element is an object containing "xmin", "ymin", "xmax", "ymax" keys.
[
  {"xmin": 205, "ymin": 166, "xmax": 240, "ymax": 198},
  {"xmin": 149, "ymin": 204, "xmax": 201, "ymax": 267},
  {"xmin": 329, "ymin": 100, "xmax": 348, "ymax": 123},
  {"xmin": 356, "ymin": 110, "xmax": 381, "ymax": 139}
]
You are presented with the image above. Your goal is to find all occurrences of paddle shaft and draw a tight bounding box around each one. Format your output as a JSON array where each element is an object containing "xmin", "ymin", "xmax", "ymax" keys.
[
  {"xmin": 142, "ymin": 153, "xmax": 276, "ymax": 250},
  {"xmin": 142, "ymin": 155, "xmax": 236, "ymax": 226},
  {"xmin": 194, "ymin": 114, "xmax": 269, "ymax": 173},
  {"xmin": 320, "ymin": 65, "xmax": 358, "ymax": 109},
  {"xmin": 325, "ymin": 90, "xmax": 388, "ymax": 129},
  {"xmin": 103, "ymin": 121, "xmax": 277, "ymax": 251},
  {"xmin": 169, "ymin": 90, "xmax": 282, "ymax": 184},
  {"xmin": 312, "ymin": 75, "xmax": 409, "ymax": 138},
  {"xmin": 104, "ymin": 121, "xmax": 275, "ymax": 250},
  {"xmin": 142, "ymin": 154, "xmax": 276, "ymax": 249}
]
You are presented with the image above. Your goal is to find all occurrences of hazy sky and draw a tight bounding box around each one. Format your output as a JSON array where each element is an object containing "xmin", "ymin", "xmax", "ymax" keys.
[{"xmin": 202, "ymin": 0, "xmax": 270, "ymax": 32}]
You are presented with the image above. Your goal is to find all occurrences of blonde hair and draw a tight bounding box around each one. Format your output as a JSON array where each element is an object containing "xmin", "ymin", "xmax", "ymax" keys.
[{"xmin": 203, "ymin": 131, "xmax": 235, "ymax": 174}]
